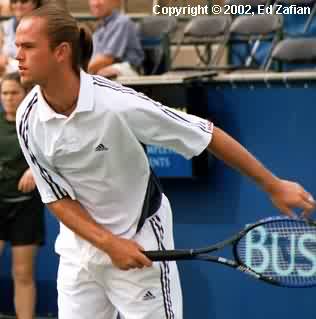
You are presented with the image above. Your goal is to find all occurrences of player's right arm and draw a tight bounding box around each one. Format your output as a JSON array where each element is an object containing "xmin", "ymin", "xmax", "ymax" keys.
[
  {"xmin": 47, "ymin": 198, "xmax": 152, "ymax": 270},
  {"xmin": 15, "ymin": 93, "xmax": 151, "ymax": 270}
]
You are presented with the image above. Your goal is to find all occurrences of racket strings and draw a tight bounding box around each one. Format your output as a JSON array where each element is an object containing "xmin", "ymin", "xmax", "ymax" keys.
[{"xmin": 236, "ymin": 220, "xmax": 316, "ymax": 285}]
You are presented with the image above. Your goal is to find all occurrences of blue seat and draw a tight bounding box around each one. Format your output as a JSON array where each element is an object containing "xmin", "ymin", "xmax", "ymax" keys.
[{"xmin": 139, "ymin": 16, "xmax": 177, "ymax": 75}]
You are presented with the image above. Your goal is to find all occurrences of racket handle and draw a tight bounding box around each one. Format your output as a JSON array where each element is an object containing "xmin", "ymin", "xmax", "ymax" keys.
[{"xmin": 144, "ymin": 249, "xmax": 193, "ymax": 261}]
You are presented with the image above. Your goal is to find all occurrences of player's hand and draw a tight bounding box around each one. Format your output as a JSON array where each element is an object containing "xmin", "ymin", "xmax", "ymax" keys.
[
  {"xmin": 18, "ymin": 168, "xmax": 36, "ymax": 193},
  {"xmin": 266, "ymin": 178, "xmax": 315, "ymax": 218},
  {"xmin": 105, "ymin": 236, "xmax": 152, "ymax": 270}
]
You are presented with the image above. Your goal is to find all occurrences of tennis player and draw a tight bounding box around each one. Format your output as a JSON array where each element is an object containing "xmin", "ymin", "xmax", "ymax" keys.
[{"xmin": 15, "ymin": 5, "xmax": 315, "ymax": 319}]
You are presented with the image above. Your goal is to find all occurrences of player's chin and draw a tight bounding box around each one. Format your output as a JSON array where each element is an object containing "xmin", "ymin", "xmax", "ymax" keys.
[{"xmin": 20, "ymin": 75, "xmax": 33, "ymax": 86}]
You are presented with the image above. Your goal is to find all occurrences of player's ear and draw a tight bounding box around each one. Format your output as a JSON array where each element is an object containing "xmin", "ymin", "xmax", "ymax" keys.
[{"xmin": 54, "ymin": 42, "xmax": 71, "ymax": 64}]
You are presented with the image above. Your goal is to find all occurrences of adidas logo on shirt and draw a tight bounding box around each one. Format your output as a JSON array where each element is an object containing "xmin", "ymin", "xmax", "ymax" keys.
[
  {"xmin": 95, "ymin": 143, "xmax": 108, "ymax": 152},
  {"xmin": 142, "ymin": 290, "xmax": 156, "ymax": 301}
]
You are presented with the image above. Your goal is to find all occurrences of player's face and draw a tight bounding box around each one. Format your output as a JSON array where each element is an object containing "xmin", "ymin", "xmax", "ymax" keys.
[
  {"xmin": 15, "ymin": 17, "xmax": 57, "ymax": 87},
  {"xmin": 89, "ymin": 0, "xmax": 117, "ymax": 18},
  {"xmin": 1, "ymin": 79, "xmax": 26, "ymax": 117}
]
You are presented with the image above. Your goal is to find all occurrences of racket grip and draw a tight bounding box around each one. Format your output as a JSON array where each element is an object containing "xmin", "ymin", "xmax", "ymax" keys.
[{"xmin": 144, "ymin": 249, "xmax": 193, "ymax": 261}]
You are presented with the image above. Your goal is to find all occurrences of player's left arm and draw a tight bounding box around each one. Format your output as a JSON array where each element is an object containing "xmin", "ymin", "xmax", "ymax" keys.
[
  {"xmin": 120, "ymin": 97, "xmax": 315, "ymax": 216},
  {"xmin": 207, "ymin": 125, "xmax": 315, "ymax": 217}
]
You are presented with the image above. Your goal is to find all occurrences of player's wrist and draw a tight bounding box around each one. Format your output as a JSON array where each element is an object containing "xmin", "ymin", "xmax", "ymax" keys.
[
  {"xmin": 243, "ymin": 163, "xmax": 279, "ymax": 193},
  {"xmin": 97, "ymin": 230, "xmax": 117, "ymax": 254},
  {"xmin": 260, "ymin": 175, "xmax": 282, "ymax": 195}
]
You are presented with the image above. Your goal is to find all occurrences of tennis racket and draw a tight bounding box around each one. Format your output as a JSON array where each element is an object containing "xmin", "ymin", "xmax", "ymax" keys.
[{"xmin": 144, "ymin": 216, "xmax": 316, "ymax": 287}]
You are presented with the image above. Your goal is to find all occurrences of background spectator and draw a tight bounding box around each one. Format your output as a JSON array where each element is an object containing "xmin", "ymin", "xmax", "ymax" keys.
[
  {"xmin": 0, "ymin": 72, "xmax": 45, "ymax": 319},
  {"xmin": 0, "ymin": 0, "xmax": 11, "ymax": 15},
  {"xmin": 1, "ymin": 0, "xmax": 42, "ymax": 73},
  {"xmin": 88, "ymin": 0, "xmax": 144, "ymax": 78},
  {"xmin": 0, "ymin": 24, "xmax": 17, "ymax": 77}
]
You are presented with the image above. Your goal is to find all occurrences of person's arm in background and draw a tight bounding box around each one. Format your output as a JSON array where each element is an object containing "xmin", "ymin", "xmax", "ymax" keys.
[
  {"xmin": 88, "ymin": 54, "xmax": 114, "ymax": 74},
  {"xmin": 88, "ymin": 17, "xmax": 129, "ymax": 74},
  {"xmin": 18, "ymin": 168, "xmax": 36, "ymax": 193},
  {"xmin": 0, "ymin": 53, "xmax": 8, "ymax": 75},
  {"xmin": 207, "ymin": 126, "xmax": 315, "ymax": 217}
]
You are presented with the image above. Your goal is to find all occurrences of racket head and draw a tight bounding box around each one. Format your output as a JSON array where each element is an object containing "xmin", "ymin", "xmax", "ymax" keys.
[{"xmin": 234, "ymin": 216, "xmax": 316, "ymax": 287}]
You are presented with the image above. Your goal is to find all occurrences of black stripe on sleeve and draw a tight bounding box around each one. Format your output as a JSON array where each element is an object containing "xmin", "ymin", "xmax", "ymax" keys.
[{"xmin": 92, "ymin": 76, "xmax": 212, "ymax": 134}]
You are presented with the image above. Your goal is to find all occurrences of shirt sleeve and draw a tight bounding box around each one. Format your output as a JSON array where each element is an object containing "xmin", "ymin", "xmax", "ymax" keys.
[
  {"xmin": 98, "ymin": 20, "xmax": 129, "ymax": 60},
  {"xmin": 2, "ymin": 18, "xmax": 16, "ymax": 58},
  {"xmin": 16, "ymin": 98, "xmax": 76, "ymax": 204},
  {"xmin": 121, "ymin": 92, "xmax": 213, "ymax": 159}
]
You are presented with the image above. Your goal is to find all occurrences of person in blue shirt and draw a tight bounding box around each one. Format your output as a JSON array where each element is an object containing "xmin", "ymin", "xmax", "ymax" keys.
[{"xmin": 88, "ymin": 0, "xmax": 144, "ymax": 77}]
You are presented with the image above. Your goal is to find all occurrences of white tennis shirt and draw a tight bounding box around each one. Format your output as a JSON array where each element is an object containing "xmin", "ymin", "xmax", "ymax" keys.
[{"xmin": 16, "ymin": 70, "xmax": 213, "ymax": 255}]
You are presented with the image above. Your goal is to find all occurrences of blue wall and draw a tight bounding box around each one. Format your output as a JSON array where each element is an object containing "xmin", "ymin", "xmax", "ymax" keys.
[
  {"xmin": 169, "ymin": 85, "xmax": 316, "ymax": 319},
  {"xmin": 1, "ymin": 83, "xmax": 316, "ymax": 318}
]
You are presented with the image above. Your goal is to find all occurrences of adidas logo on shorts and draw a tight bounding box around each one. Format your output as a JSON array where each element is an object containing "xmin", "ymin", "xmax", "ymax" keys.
[
  {"xmin": 142, "ymin": 290, "xmax": 156, "ymax": 301},
  {"xmin": 95, "ymin": 143, "xmax": 108, "ymax": 152}
]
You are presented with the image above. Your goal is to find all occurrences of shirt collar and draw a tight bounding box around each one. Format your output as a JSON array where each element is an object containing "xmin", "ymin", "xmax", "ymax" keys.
[
  {"xmin": 13, "ymin": 17, "xmax": 18, "ymax": 31},
  {"xmin": 101, "ymin": 10, "xmax": 118, "ymax": 26},
  {"xmin": 37, "ymin": 70, "xmax": 94, "ymax": 122}
]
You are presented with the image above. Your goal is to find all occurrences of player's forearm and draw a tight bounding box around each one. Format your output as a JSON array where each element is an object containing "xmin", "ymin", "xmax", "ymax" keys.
[
  {"xmin": 47, "ymin": 197, "xmax": 115, "ymax": 252},
  {"xmin": 207, "ymin": 126, "xmax": 281, "ymax": 192}
]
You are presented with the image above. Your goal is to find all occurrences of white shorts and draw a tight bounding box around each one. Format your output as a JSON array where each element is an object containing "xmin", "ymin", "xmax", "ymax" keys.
[{"xmin": 57, "ymin": 195, "xmax": 183, "ymax": 319}]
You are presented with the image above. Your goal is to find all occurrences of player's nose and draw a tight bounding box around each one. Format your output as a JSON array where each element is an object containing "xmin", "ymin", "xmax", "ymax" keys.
[{"xmin": 15, "ymin": 47, "xmax": 24, "ymax": 61}]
